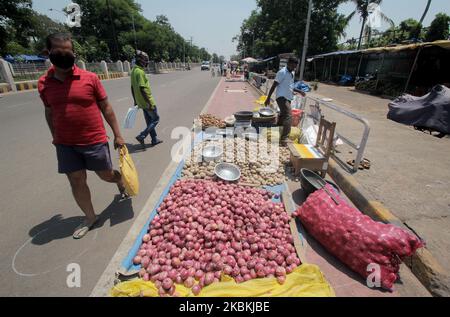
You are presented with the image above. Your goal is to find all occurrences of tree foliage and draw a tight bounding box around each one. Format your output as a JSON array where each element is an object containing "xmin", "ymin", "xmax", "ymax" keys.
[
  {"xmin": 235, "ymin": 0, "xmax": 348, "ymax": 59},
  {"xmin": 1, "ymin": 0, "xmax": 212, "ymax": 62},
  {"xmin": 0, "ymin": 0, "xmax": 34, "ymax": 55},
  {"xmin": 426, "ymin": 13, "xmax": 450, "ymax": 42}
]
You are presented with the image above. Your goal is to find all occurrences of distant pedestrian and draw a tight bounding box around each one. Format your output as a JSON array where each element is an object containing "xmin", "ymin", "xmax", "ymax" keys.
[
  {"xmin": 223, "ymin": 62, "xmax": 228, "ymax": 76},
  {"xmin": 131, "ymin": 50, "xmax": 163, "ymax": 149},
  {"xmin": 38, "ymin": 33, "xmax": 129, "ymax": 239},
  {"xmin": 265, "ymin": 57, "xmax": 306, "ymax": 146}
]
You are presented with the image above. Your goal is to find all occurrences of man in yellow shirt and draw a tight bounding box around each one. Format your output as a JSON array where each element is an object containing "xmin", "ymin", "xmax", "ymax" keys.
[{"xmin": 131, "ymin": 50, "xmax": 163, "ymax": 149}]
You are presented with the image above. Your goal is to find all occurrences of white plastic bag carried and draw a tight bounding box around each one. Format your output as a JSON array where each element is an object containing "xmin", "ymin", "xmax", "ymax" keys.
[{"xmin": 123, "ymin": 106, "xmax": 139, "ymax": 129}]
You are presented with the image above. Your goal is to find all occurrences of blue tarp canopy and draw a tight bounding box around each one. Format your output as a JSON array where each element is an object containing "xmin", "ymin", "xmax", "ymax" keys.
[
  {"xmin": 4, "ymin": 55, "xmax": 47, "ymax": 63},
  {"xmin": 307, "ymin": 50, "xmax": 362, "ymax": 61}
]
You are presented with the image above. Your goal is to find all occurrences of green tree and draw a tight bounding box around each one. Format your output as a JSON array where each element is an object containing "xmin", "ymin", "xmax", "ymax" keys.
[
  {"xmin": 235, "ymin": 0, "xmax": 348, "ymax": 59},
  {"xmin": 398, "ymin": 19, "xmax": 422, "ymax": 41},
  {"xmin": 345, "ymin": 0, "xmax": 393, "ymax": 49},
  {"xmin": 5, "ymin": 42, "xmax": 29, "ymax": 55},
  {"xmin": 426, "ymin": 13, "xmax": 450, "ymax": 42},
  {"xmin": 121, "ymin": 44, "xmax": 135, "ymax": 61},
  {"xmin": 0, "ymin": 0, "xmax": 33, "ymax": 55}
]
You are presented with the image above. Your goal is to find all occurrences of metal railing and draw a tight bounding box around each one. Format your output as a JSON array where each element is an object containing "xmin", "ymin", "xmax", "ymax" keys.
[
  {"xmin": 249, "ymin": 73, "xmax": 371, "ymax": 173},
  {"xmin": 107, "ymin": 63, "xmax": 119, "ymax": 72},
  {"xmin": 302, "ymin": 96, "xmax": 371, "ymax": 173},
  {"xmin": 85, "ymin": 62, "xmax": 103, "ymax": 74},
  {"xmin": 11, "ymin": 63, "xmax": 48, "ymax": 81}
]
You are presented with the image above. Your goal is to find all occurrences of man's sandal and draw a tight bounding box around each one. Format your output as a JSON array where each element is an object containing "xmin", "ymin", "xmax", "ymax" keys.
[
  {"xmin": 73, "ymin": 216, "xmax": 99, "ymax": 240},
  {"xmin": 118, "ymin": 185, "xmax": 131, "ymax": 202}
]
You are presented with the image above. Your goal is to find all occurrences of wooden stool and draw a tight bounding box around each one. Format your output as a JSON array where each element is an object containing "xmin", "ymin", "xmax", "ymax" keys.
[{"xmin": 288, "ymin": 116, "xmax": 336, "ymax": 178}]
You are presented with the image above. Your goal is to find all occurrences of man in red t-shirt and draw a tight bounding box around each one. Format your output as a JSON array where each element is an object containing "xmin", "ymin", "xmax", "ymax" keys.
[{"xmin": 38, "ymin": 33, "xmax": 128, "ymax": 239}]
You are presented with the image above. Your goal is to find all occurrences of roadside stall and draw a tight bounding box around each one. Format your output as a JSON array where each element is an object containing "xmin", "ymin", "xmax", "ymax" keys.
[{"xmin": 97, "ymin": 76, "xmax": 429, "ymax": 298}]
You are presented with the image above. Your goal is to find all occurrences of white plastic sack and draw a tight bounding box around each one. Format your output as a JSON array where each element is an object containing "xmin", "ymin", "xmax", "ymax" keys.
[{"xmin": 123, "ymin": 106, "xmax": 139, "ymax": 129}]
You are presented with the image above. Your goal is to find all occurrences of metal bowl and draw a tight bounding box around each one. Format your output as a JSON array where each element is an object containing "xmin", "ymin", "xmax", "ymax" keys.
[
  {"xmin": 215, "ymin": 163, "xmax": 241, "ymax": 182},
  {"xmin": 202, "ymin": 145, "xmax": 223, "ymax": 162},
  {"xmin": 234, "ymin": 111, "xmax": 254, "ymax": 121},
  {"xmin": 259, "ymin": 107, "xmax": 276, "ymax": 117}
]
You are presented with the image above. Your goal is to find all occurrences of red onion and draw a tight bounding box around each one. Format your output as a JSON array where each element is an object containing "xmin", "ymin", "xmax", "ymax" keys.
[{"xmin": 192, "ymin": 285, "xmax": 202, "ymax": 296}]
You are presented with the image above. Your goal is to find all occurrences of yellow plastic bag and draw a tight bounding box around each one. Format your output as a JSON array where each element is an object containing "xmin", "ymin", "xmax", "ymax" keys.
[
  {"xmin": 255, "ymin": 95, "xmax": 268, "ymax": 105},
  {"xmin": 110, "ymin": 264, "xmax": 335, "ymax": 297},
  {"xmin": 119, "ymin": 146, "xmax": 139, "ymax": 196},
  {"xmin": 261, "ymin": 127, "xmax": 302, "ymax": 144}
]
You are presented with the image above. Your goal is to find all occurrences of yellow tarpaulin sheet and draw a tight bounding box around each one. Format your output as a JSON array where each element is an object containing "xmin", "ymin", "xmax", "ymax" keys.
[{"xmin": 110, "ymin": 264, "xmax": 335, "ymax": 297}]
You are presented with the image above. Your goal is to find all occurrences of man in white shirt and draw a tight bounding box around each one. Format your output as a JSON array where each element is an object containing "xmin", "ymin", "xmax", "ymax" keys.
[{"xmin": 265, "ymin": 57, "xmax": 306, "ymax": 146}]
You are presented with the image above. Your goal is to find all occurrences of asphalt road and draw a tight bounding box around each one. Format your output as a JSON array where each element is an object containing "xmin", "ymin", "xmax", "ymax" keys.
[{"xmin": 0, "ymin": 68, "xmax": 220, "ymax": 296}]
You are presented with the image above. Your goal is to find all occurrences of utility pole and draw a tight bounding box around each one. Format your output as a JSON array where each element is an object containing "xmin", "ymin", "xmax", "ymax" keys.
[
  {"xmin": 106, "ymin": 0, "xmax": 120, "ymax": 60},
  {"xmin": 252, "ymin": 32, "xmax": 255, "ymax": 57},
  {"xmin": 131, "ymin": 13, "xmax": 138, "ymax": 52},
  {"xmin": 299, "ymin": 0, "xmax": 313, "ymax": 81}
]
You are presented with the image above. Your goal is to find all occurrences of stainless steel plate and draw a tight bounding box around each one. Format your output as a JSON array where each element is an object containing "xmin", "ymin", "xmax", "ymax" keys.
[
  {"xmin": 214, "ymin": 163, "xmax": 241, "ymax": 182},
  {"xmin": 259, "ymin": 107, "xmax": 276, "ymax": 117}
]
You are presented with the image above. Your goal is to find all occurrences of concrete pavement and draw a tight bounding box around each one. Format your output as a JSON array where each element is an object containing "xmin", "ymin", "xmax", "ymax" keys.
[{"xmin": 0, "ymin": 68, "xmax": 220, "ymax": 296}]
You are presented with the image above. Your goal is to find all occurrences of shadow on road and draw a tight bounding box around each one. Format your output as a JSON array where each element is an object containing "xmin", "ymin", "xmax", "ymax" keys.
[
  {"xmin": 125, "ymin": 142, "xmax": 153, "ymax": 154},
  {"xmin": 28, "ymin": 195, "xmax": 134, "ymax": 245}
]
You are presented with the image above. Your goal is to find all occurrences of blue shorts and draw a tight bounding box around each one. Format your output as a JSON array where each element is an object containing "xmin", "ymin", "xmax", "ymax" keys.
[{"xmin": 55, "ymin": 143, "xmax": 113, "ymax": 174}]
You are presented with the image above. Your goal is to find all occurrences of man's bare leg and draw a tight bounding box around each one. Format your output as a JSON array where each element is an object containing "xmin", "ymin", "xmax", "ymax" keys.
[
  {"xmin": 96, "ymin": 170, "xmax": 128, "ymax": 196},
  {"xmin": 67, "ymin": 170, "xmax": 97, "ymax": 224}
]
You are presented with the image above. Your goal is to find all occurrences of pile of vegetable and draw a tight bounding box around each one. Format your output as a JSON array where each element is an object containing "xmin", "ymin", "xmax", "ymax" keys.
[
  {"xmin": 182, "ymin": 138, "xmax": 291, "ymax": 186},
  {"xmin": 134, "ymin": 180, "xmax": 300, "ymax": 297},
  {"xmin": 294, "ymin": 185, "xmax": 424, "ymax": 290},
  {"xmin": 195, "ymin": 114, "xmax": 226, "ymax": 129}
]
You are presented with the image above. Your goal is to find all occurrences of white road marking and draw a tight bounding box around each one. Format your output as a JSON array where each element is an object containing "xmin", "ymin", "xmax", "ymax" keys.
[
  {"xmin": 115, "ymin": 97, "xmax": 130, "ymax": 103},
  {"xmin": 12, "ymin": 219, "xmax": 98, "ymax": 277},
  {"xmin": 6, "ymin": 101, "xmax": 32, "ymax": 109}
]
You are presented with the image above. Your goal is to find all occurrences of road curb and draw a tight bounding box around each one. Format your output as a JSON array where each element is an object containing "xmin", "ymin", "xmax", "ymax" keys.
[{"xmin": 328, "ymin": 159, "xmax": 450, "ymax": 297}]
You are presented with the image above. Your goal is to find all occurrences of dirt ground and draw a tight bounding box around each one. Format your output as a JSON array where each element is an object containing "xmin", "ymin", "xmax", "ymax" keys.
[{"xmin": 306, "ymin": 83, "xmax": 450, "ymax": 280}]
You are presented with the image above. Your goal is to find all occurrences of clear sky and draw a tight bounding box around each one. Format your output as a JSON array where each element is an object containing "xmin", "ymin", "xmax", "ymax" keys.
[{"xmin": 33, "ymin": 0, "xmax": 450, "ymax": 58}]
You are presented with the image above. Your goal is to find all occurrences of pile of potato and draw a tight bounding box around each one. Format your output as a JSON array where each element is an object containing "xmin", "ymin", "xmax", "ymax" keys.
[
  {"xmin": 195, "ymin": 114, "xmax": 226, "ymax": 130},
  {"xmin": 182, "ymin": 138, "xmax": 291, "ymax": 187}
]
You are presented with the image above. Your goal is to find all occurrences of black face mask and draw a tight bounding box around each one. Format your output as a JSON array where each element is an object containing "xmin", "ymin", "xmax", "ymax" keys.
[{"xmin": 49, "ymin": 52, "xmax": 75, "ymax": 70}]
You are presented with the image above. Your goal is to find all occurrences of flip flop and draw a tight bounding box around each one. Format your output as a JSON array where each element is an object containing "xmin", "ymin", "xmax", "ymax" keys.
[
  {"xmin": 118, "ymin": 184, "xmax": 131, "ymax": 202},
  {"xmin": 73, "ymin": 216, "xmax": 99, "ymax": 240}
]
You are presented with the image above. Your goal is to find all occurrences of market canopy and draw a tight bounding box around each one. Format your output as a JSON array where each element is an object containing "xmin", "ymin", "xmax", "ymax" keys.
[
  {"xmin": 363, "ymin": 40, "xmax": 450, "ymax": 53},
  {"xmin": 308, "ymin": 40, "xmax": 450, "ymax": 61},
  {"xmin": 241, "ymin": 57, "xmax": 259, "ymax": 63}
]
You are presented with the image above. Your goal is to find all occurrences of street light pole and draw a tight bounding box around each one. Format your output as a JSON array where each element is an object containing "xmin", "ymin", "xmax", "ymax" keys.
[
  {"xmin": 131, "ymin": 13, "xmax": 138, "ymax": 52},
  {"xmin": 299, "ymin": 0, "xmax": 313, "ymax": 81}
]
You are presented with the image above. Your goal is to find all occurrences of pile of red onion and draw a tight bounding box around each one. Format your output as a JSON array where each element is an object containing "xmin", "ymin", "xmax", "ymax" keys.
[{"xmin": 134, "ymin": 179, "xmax": 300, "ymax": 296}]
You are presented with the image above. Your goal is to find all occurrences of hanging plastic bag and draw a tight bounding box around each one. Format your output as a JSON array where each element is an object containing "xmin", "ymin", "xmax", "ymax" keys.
[
  {"xmin": 119, "ymin": 146, "xmax": 139, "ymax": 196},
  {"xmin": 123, "ymin": 106, "xmax": 139, "ymax": 129}
]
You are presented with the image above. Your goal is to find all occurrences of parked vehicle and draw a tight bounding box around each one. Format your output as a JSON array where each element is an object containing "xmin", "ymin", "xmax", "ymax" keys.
[{"xmin": 201, "ymin": 61, "xmax": 210, "ymax": 71}]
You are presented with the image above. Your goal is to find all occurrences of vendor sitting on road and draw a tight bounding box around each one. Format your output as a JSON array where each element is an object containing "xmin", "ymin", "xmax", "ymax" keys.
[{"xmin": 265, "ymin": 57, "xmax": 306, "ymax": 146}]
